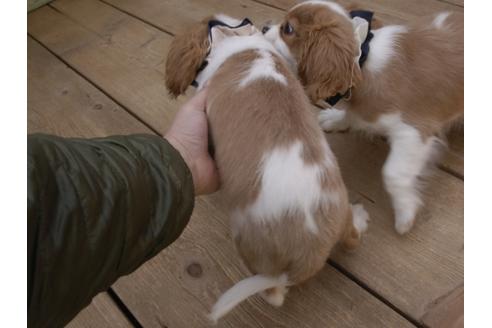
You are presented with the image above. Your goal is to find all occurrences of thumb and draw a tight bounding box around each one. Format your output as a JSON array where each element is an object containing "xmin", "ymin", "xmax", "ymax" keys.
[{"xmin": 185, "ymin": 87, "xmax": 208, "ymax": 113}]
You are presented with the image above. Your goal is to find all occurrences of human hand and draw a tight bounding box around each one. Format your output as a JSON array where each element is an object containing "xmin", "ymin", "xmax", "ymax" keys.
[{"xmin": 165, "ymin": 88, "xmax": 220, "ymax": 195}]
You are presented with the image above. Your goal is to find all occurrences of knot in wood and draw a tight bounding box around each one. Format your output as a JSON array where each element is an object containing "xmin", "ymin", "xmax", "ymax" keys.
[{"xmin": 186, "ymin": 263, "xmax": 203, "ymax": 278}]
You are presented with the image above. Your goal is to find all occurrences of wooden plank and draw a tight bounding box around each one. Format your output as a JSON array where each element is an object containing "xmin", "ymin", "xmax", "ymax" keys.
[
  {"xmin": 28, "ymin": 1, "xmax": 188, "ymax": 135},
  {"xmin": 28, "ymin": 0, "xmax": 54, "ymax": 12},
  {"xmin": 442, "ymin": 125, "xmax": 463, "ymax": 178},
  {"xmin": 112, "ymin": 198, "xmax": 413, "ymax": 328},
  {"xmin": 67, "ymin": 293, "xmax": 132, "ymax": 328},
  {"xmin": 327, "ymin": 133, "xmax": 463, "ymax": 323},
  {"xmin": 28, "ymin": 36, "xmax": 142, "ymax": 328},
  {"xmin": 28, "ymin": 36, "xmax": 150, "ymax": 137},
  {"xmin": 438, "ymin": 0, "xmax": 464, "ymax": 8},
  {"xmin": 421, "ymin": 285, "xmax": 464, "ymax": 328},
  {"xmin": 102, "ymin": 0, "xmax": 285, "ymax": 33},
  {"xmin": 28, "ymin": 4, "xmax": 413, "ymax": 327},
  {"xmin": 28, "ymin": 0, "xmax": 463, "ymax": 325}
]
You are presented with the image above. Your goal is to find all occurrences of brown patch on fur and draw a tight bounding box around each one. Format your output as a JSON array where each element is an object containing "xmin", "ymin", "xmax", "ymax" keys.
[
  {"xmin": 207, "ymin": 48, "xmax": 354, "ymax": 284},
  {"xmin": 279, "ymin": 4, "xmax": 362, "ymax": 102},
  {"xmin": 166, "ymin": 19, "xmax": 361, "ymax": 295},
  {"xmin": 208, "ymin": 50, "xmax": 335, "ymax": 208},
  {"xmin": 165, "ymin": 17, "xmax": 212, "ymax": 97},
  {"xmin": 279, "ymin": 5, "xmax": 463, "ymax": 137},
  {"xmin": 350, "ymin": 12, "xmax": 463, "ymax": 137}
]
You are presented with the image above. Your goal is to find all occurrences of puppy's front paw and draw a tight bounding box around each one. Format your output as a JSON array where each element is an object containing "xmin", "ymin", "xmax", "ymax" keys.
[
  {"xmin": 352, "ymin": 204, "xmax": 369, "ymax": 235},
  {"xmin": 394, "ymin": 210, "xmax": 416, "ymax": 235},
  {"xmin": 318, "ymin": 109, "xmax": 349, "ymax": 132}
]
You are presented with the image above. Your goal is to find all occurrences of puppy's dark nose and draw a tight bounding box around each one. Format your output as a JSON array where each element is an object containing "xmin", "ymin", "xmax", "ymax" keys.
[{"xmin": 261, "ymin": 21, "xmax": 272, "ymax": 34}]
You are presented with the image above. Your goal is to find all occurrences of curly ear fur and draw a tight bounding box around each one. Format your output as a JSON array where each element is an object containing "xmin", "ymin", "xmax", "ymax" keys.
[
  {"xmin": 298, "ymin": 22, "xmax": 362, "ymax": 103},
  {"xmin": 165, "ymin": 18, "xmax": 211, "ymax": 97}
]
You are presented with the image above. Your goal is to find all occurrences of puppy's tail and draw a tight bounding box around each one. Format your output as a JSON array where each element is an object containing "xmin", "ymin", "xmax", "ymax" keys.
[{"xmin": 209, "ymin": 273, "xmax": 288, "ymax": 323}]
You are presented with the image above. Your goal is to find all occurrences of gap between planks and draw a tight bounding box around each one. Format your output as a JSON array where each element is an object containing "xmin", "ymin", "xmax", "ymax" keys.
[
  {"xmin": 108, "ymin": 288, "xmax": 144, "ymax": 328},
  {"xmin": 434, "ymin": 0, "xmax": 464, "ymax": 9},
  {"xmin": 329, "ymin": 260, "xmax": 422, "ymax": 328},
  {"xmin": 28, "ymin": 30, "xmax": 161, "ymax": 136},
  {"xmin": 99, "ymin": 0, "xmax": 176, "ymax": 36}
]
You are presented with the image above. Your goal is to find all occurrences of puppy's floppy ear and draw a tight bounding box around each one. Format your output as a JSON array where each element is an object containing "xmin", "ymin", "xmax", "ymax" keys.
[
  {"xmin": 165, "ymin": 17, "xmax": 211, "ymax": 97},
  {"xmin": 298, "ymin": 23, "xmax": 362, "ymax": 103}
]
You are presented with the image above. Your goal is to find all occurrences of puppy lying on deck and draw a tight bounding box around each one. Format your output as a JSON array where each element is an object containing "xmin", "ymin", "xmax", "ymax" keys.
[
  {"xmin": 263, "ymin": 1, "xmax": 463, "ymax": 234},
  {"xmin": 165, "ymin": 14, "xmax": 369, "ymax": 322}
]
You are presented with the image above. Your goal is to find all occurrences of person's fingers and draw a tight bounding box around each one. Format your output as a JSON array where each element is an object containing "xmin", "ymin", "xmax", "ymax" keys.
[
  {"xmin": 184, "ymin": 87, "xmax": 208, "ymax": 113},
  {"xmin": 196, "ymin": 158, "xmax": 220, "ymax": 195},
  {"xmin": 204, "ymin": 175, "xmax": 220, "ymax": 194}
]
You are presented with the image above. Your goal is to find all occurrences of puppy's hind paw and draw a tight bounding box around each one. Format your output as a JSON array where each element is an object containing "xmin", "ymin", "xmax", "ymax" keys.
[
  {"xmin": 261, "ymin": 286, "xmax": 287, "ymax": 307},
  {"xmin": 394, "ymin": 215, "xmax": 415, "ymax": 235}
]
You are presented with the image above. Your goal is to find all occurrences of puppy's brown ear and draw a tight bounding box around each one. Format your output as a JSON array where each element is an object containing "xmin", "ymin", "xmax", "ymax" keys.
[
  {"xmin": 165, "ymin": 18, "xmax": 211, "ymax": 97},
  {"xmin": 298, "ymin": 22, "xmax": 362, "ymax": 103}
]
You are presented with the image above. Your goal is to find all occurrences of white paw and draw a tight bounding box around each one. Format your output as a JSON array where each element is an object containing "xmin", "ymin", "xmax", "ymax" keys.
[
  {"xmin": 394, "ymin": 214, "xmax": 416, "ymax": 235},
  {"xmin": 261, "ymin": 287, "xmax": 287, "ymax": 307},
  {"xmin": 318, "ymin": 109, "xmax": 349, "ymax": 132},
  {"xmin": 391, "ymin": 195, "xmax": 420, "ymax": 234},
  {"xmin": 351, "ymin": 204, "xmax": 369, "ymax": 234}
]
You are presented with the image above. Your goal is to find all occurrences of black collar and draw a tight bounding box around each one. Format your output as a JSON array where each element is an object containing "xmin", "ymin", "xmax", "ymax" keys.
[
  {"xmin": 191, "ymin": 18, "xmax": 253, "ymax": 88},
  {"xmin": 325, "ymin": 10, "xmax": 374, "ymax": 107}
]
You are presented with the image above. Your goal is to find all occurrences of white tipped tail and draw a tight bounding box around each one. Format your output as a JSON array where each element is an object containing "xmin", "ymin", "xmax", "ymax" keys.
[{"xmin": 209, "ymin": 273, "xmax": 288, "ymax": 323}]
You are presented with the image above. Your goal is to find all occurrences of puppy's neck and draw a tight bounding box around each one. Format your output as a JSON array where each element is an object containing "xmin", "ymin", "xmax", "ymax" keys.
[{"xmin": 195, "ymin": 34, "xmax": 280, "ymax": 90}]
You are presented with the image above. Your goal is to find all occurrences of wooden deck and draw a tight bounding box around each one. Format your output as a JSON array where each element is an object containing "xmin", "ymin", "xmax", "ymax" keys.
[{"xmin": 27, "ymin": 0, "xmax": 464, "ymax": 327}]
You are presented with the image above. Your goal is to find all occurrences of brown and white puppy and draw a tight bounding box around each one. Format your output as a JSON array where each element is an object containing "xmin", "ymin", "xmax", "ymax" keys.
[
  {"xmin": 264, "ymin": 1, "xmax": 463, "ymax": 234},
  {"xmin": 165, "ymin": 14, "xmax": 369, "ymax": 322}
]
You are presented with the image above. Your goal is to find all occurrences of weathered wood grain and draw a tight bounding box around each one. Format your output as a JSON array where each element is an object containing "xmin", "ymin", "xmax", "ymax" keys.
[
  {"xmin": 101, "ymin": 0, "xmax": 284, "ymax": 33},
  {"xmin": 28, "ymin": 36, "xmax": 151, "ymax": 137},
  {"xmin": 67, "ymin": 293, "xmax": 132, "ymax": 328},
  {"xmin": 327, "ymin": 133, "xmax": 463, "ymax": 322},
  {"xmin": 28, "ymin": 0, "xmax": 53, "ymax": 12},
  {"xmin": 28, "ymin": 1, "xmax": 188, "ymax": 135},
  {"xmin": 112, "ymin": 198, "xmax": 413, "ymax": 328},
  {"xmin": 421, "ymin": 285, "xmax": 464, "ymax": 328},
  {"xmin": 437, "ymin": 0, "xmax": 464, "ymax": 8}
]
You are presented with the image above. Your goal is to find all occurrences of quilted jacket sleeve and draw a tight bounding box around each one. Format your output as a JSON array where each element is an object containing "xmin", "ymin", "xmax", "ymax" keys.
[{"xmin": 27, "ymin": 134, "xmax": 195, "ymax": 328}]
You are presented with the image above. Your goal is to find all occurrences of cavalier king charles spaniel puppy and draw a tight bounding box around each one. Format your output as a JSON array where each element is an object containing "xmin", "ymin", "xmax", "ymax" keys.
[
  {"xmin": 263, "ymin": 1, "xmax": 463, "ymax": 234},
  {"xmin": 165, "ymin": 14, "xmax": 369, "ymax": 322}
]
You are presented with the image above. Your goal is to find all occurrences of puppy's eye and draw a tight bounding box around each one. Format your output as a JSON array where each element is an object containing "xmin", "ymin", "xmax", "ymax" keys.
[{"xmin": 282, "ymin": 22, "xmax": 294, "ymax": 35}]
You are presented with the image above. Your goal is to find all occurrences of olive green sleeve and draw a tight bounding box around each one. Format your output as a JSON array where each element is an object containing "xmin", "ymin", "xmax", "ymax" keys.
[{"xmin": 27, "ymin": 134, "xmax": 195, "ymax": 328}]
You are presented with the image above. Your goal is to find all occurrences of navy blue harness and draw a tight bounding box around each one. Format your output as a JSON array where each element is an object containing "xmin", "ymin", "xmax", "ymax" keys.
[
  {"xmin": 191, "ymin": 18, "xmax": 253, "ymax": 87},
  {"xmin": 325, "ymin": 10, "xmax": 374, "ymax": 107}
]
